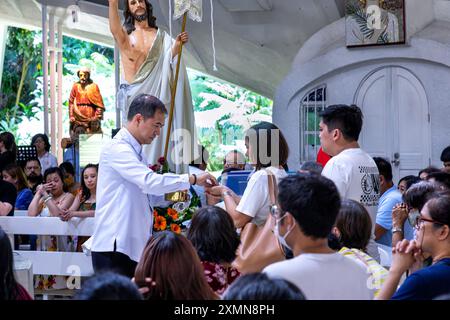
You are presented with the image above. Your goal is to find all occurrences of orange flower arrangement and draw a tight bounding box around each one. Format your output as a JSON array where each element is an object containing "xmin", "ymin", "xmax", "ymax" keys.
[
  {"xmin": 170, "ymin": 223, "xmax": 181, "ymax": 234},
  {"xmin": 167, "ymin": 207, "xmax": 178, "ymax": 220},
  {"xmin": 154, "ymin": 215, "xmax": 167, "ymax": 231},
  {"xmin": 152, "ymin": 193, "xmax": 200, "ymax": 234},
  {"xmin": 150, "ymin": 156, "xmax": 200, "ymax": 234}
]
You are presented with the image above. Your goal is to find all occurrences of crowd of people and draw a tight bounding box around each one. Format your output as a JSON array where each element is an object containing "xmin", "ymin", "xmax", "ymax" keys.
[
  {"xmin": 0, "ymin": 131, "xmax": 100, "ymax": 290},
  {"xmin": 1, "ymin": 100, "xmax": 450, "ymax": 301}
]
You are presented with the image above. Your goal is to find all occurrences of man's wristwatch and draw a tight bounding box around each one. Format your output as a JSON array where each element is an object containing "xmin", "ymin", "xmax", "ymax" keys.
[{"xmin": 392, "ymin": 226, "xmax": 403, "ymax": 233}]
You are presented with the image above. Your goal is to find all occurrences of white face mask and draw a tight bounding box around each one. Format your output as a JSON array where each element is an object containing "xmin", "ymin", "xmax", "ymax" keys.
[
  {"xmin": 274, "ymin": 214, "xmax": 295, "ymax": 251},
  {"xmin": 408, "ymin": 209, "xmax": 420, "ymax": 228}
]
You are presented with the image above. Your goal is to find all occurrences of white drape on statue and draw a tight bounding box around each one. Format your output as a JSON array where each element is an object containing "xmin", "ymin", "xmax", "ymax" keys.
[{"xmin": 118, "ymin": 29, "xmax": 199, "ymax": 174}]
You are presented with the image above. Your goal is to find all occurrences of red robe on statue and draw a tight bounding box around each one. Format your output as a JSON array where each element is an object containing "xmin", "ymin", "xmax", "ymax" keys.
[{"xmin": 68, "ymin": 82, "xmax": 105, "ymax": 133}]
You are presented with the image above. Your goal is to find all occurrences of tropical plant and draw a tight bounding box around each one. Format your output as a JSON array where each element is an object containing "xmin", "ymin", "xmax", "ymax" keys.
[
  {"xmin": 3, "ymin": 28, "xmax": 42, "ymax": 107},
  {"xmin": 188, "ymin": 68, "xmax": 272, "ymax": 173},
  {"xmin": 202, "ymin": 100, "xmax": 221, "ymax": 111},
  {"xmin": 199, "ymin": 134, "xmax": 225, "ymax": 172},
  {"xmin": 0, "ymin": 27, "xmax": 42, "ymax": 140}
]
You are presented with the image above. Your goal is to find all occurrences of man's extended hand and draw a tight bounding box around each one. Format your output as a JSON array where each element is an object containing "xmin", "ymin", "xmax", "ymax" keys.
[{"xmin": 192, "ymin": 173, "xmax": 217, "ymax": 188}]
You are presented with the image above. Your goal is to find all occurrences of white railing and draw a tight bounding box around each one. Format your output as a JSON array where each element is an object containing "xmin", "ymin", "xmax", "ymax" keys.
[{"xmin": 0, "ymin": 210, "xmax": 95, "ymax": 277}]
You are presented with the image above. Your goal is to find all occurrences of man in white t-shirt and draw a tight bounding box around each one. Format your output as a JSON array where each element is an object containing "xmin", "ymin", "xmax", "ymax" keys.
[
  {"xmin": 263, "ymin": 174, "xmax": 374, "ymax": 300},
  {"xmin": 319, "ymin": 104, "xmax": 380, "ymax": 261}
]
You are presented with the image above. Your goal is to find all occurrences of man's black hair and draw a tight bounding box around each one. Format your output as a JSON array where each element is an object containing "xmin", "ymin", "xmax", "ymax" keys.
[
  {"xmin": 319, "ymin": 104, "xmax": 363, "ymax": 142},
  {"xmin": 127, "ymin": 94, "xmax": 167, "ymax": 121},
  {"xmin": 75, "ymin": 272, "xmax": 143, "ymax": 300},
  {"xmin": 222, "ymin": 273, "xmax": 306, "ymax": 300},
  {"xmin": 373, "ymin": 157, "xmax": 393, "ymax": 182},
  {"xmin": 299, "ymin": 161, "xmax": 323, "ymax": 175},
  {"xmin": 25, "ymin": 157, "xmax": 41, "ymax": 168},
  {"xmin": 440, "ymin": 146, "xmax": 450, "ymax": 162},
  {"xmin": 278, "ymin": 173, "xmax": 341, "ymax": 239},
  {"xmin": 426, "ymin": 172, "xmax": 450, "ymax": 189},
  {"xmin": 418, "ymin": 166, "xmax": 441, "ymax": 179}
]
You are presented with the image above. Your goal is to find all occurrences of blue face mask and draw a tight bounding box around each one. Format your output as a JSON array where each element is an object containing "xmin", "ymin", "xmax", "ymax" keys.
[{"xmin": 274, "ymin": 214, "xmax": 295, "ymax": 251}]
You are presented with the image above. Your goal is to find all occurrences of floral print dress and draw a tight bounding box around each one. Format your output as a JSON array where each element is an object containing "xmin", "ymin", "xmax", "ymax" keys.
[
  {"xmin": 34, "ymin": 193, "xmax": 75, "ymax": 290},
  {"xmin": 201, "ymin": 261, "xmax": 240, "ymax": 295},
  {"xmin": 75, "ymin": 201, "xmax": 95, "ymax": 252}
]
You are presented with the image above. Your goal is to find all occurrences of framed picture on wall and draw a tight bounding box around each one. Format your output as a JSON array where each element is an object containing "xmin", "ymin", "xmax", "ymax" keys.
[{"xmin": 345, "ymin": 0, "xmax": 406, "ymax": 47}]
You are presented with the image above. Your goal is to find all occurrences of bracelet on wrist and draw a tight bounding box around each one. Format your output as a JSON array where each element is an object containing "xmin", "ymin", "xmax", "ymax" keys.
[
  {"xmin": 191, "ymin": 173, "xmax": 197, "ymax": 185},
  {"xmin": 43, "ymin": 195, "xmax": 53, "ymax": 204}
]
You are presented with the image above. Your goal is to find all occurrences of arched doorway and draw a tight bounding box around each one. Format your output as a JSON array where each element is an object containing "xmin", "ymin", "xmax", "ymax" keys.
[{"xmin": 355, "ymin": 66, "xmax": 431, "ymax": 182}]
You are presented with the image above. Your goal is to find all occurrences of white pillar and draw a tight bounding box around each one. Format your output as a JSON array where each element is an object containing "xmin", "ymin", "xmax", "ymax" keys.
[
  {"xmin": 42, "ymin": 5, "xmax": 49, "ymax": 135},
  {"xmin": 0, "ymin": 23, "xmax": 8, "ymax": 89},
  {"xmin": 57, "ymin": 20, "xmax": 63, "ymax": 164},
  {"xmin": 114, "ymin": 43, "xmax": 120, "ymax": 128},
  {"xmin": 49, "ymin": 13, "xmax": 56, "ymax": 155}
]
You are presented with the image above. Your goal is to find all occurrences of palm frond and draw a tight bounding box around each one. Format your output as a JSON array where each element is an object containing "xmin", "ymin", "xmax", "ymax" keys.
[{"xmin": 347, "ymin": 2, "xmax": 375, "ymax": 39}]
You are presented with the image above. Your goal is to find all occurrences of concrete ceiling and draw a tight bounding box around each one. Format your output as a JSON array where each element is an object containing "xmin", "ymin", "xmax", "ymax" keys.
[{"xmin": 0, "ymin": 0, "xmax": 346, "ymax": 98}]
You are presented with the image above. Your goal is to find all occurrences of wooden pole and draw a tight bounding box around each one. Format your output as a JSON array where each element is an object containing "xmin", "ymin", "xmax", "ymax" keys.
[{"xmin": 163, "ymin": 12, "xmax": 187, "ymax": 161}]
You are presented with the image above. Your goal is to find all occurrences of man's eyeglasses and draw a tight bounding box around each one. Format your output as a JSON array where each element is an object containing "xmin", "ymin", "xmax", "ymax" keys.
[{"xmin": 413, "ymin": 216, "xmax": 447, "ymax": 230}]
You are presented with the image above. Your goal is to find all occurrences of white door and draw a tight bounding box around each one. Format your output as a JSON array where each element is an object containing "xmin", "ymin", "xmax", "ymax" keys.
[{"xmin": 355, "ymin": 66, "xmax": 431, "ymax": 183}]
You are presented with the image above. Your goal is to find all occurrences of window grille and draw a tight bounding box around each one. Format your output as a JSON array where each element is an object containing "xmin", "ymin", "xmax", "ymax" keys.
[{"xmin": 299, "ymin": 86, "xmax": 327, "ymax": 162}]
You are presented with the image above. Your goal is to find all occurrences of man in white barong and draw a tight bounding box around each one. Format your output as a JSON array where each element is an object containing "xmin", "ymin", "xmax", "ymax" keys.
[{"xmin": 109, "ymin": 0, "xmax": 197, "ymax": 172}]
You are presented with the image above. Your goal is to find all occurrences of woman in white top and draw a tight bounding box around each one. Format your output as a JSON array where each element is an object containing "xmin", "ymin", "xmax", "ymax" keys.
[
  {"xmin": 31, "ymin": 133, "xmax": 58, "ymax": 175},
  {"xmin": 28, "ymin": 167, "xmax": 74, "ymax": 218},
  {"xmin": 206, "ymin": 122, "xmax": 289, "ymax": 228}
]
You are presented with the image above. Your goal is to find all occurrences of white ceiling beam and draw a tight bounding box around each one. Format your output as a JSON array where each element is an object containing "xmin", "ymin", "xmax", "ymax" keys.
[
  {"xmin": 5, "ymin": 0, "xmax": 23, "ymax": 17},
  {"xmin": 35, "ymin": 0, "xmax": 109, "ymax": 18},
  {"xmin": 219, "ymin": 0, "xmax": 273, "ymax": 12}
]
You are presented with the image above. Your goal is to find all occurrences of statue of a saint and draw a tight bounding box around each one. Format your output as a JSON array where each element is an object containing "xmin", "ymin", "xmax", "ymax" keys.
[
  {"xmin": 68, "ymin": 67, "xmax": 105, "ymax": 134},
  {"xmin": 109, "ymin": 0, "xmax": 198, "ymax": 173}
]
